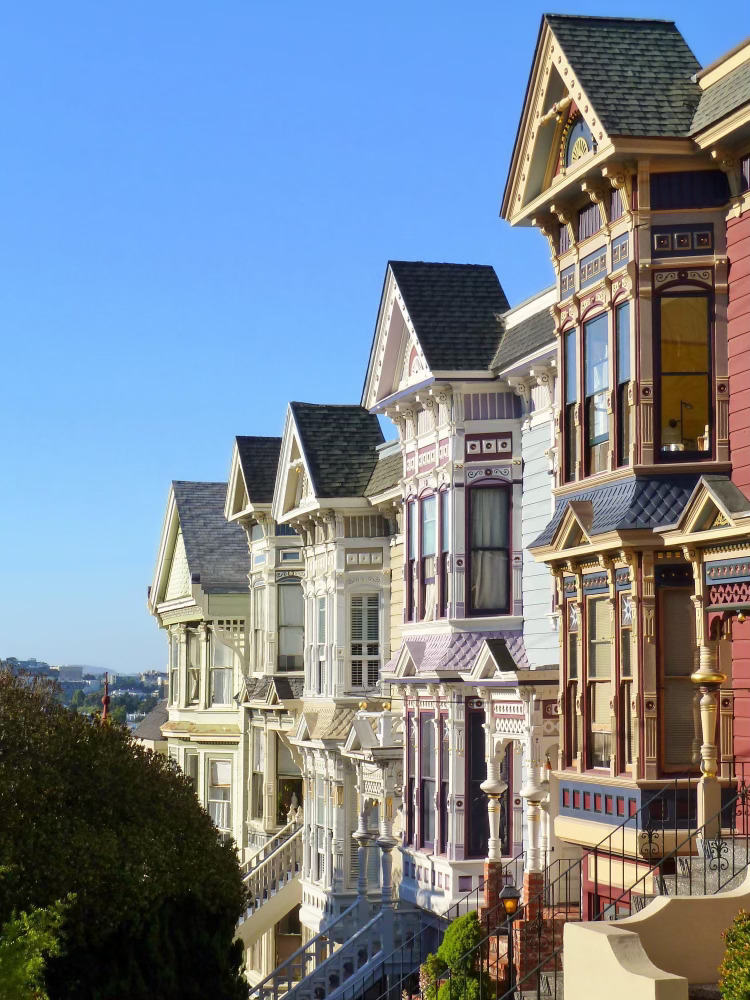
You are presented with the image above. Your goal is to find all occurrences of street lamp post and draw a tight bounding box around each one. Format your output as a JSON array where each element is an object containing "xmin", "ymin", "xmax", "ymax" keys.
[{"xmin": 499, "ymin": 885, "xmax": 521, "ymax": 997}]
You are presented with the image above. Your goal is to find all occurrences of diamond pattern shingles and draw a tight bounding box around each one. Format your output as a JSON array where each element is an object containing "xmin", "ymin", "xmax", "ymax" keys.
[
  {"xmin": 391, "ymin": 631, "xmax": 529, "ymax": 676},
  {"xmin": 172, "ymin": 481, "xmax": 249, "ymax": 593},
  {"xmin": 691, "ymin": 59, "xmax": 750, "ymax": 135},
  {"xmin": 235, "ymin": 436, "xmax": 281, "ymax": 505},
  {"xmin": 532, "ymin": 475, "xmax": 700, "ymax": 547},
  {"xmin": 389, "ymin": 261, "xmax": 509, "ymax": 371},
  {"xmin": 546, "ymin": 15, "xmax": 702, "ymax": 138},
  {"xmin": 291, "ymin": 402, "xmax": 384, "ymax": 498}
]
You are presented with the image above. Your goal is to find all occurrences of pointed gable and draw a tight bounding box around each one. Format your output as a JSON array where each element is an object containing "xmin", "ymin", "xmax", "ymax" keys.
[
  {"xmin": 290, "ymin": 403, "xmax": 384, "ymax": 498},
  {"xmin": 171, "ymin": 482, "xmax": 249, "ymax": 594},
  {"xmin": 164, "ymin": 529, "xmax": 191, "ymax": 600},
  {"xmin": 362, "ymin": 261, "xmax": 509, "ymax": 409},
  {"xmin": 502, "ymin": 15, "xmax": 701, "ymax": 223},
  {"xmin": 226, "ymin": 435, "xmax": 281, "ymax": 520}
]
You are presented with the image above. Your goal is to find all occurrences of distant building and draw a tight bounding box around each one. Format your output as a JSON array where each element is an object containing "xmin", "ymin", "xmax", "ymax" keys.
[
  {"xmin": 132, "ymin": 699, "xmax": 168, "ymax": 754},
  {"xmin": 57, "ymin": 665, "xmax": 84, "ymax": 683}
]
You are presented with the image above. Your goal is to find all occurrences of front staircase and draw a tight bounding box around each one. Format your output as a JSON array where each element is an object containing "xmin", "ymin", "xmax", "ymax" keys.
[{"xmin": 237, "ymin": 820, "xmax": 304, "ymax": 946}]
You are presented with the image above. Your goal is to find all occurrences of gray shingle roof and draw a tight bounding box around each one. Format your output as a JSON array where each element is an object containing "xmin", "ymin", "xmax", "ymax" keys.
[
  {"xmin": 364, "ymin": 450, "xmax": 402, "ymax": 497},
  {"xmin": 172, "ymin": 481, "xmax": 249, "ymax": 593},
  {"xmin": 701, "ymin": 475, "xmax": 750, "ymax": 515},
  {"xmin": 532, "ymin": 475, "xmax": 700, "ymax": 547},
  {"xmin": 291, "ymin": 402, "xmax": 384, "ymax": 498},
  {"xmin": 389, "ymin": 261, "xmax": 509, "ymax": 371},
  {"xmin": 492, "ymin": 300, "xmax": 556, "ymax": 371},
  {"xmin": 132, "ymin": 699, "xmax": 168, "ymax": 742},
  {"xmin": 235, "ymin": 436, "xmax": 281, "ymax": 505},
  {"xmin": 691, "ymin": 59, "xmax": 750, "ymax": 135},
  {"xmin": 545, "ymin": 15, "xmax": 702, "ymax": 138}
]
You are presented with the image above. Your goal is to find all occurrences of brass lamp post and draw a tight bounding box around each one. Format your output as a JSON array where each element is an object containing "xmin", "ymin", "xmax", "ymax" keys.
[{"xmin": 499, "ymin": 884, "xmax": 522, "ymax": 997}]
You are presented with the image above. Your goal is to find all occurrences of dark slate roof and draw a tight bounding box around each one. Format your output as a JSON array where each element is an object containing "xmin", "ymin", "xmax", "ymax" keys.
[
  {"xmin": 273, "ymin": 677, "xmax": 304, "ymax": 700},
  {"xmin": 235, "ymin": 436, "xmax": 281, "ymax": 505},
  {"xmin": 532, "ymin": 475, "xmax": 700, "ymax": 547},
  {"xmin": 701, "ymin": 475, "xmax": 750, "ymax": 515},
  {"xmin": 172, "ymin": 482, "xmax": 249, "ymax": 593},
  {"xmin": 291, "ymin": 402, "xmax": 384, "ymax": 498},
  {"xmin": 691, "ymin": 59, "xmax": 750, "ymax": 134},
  {"xmin": 545, "ymin": 15, "xmax": 702, "ymax": 138},
  {"xmin": 492, "ymin": 297, "xmax": 556, "ymax": 371},
  {"xmin": 388, "ymin": 261, "xmax": 509, "ymax": 371},
  {"xmin": 244, "ymin": 676, "xmax": 272, "ymax": 700},
  {"xmin": 364, "ymin": 450, "xmax": 402, "ymax": 497},
  {"xmin": 132, "ymin": 699, "xmax": 168, "ymax": 742}
]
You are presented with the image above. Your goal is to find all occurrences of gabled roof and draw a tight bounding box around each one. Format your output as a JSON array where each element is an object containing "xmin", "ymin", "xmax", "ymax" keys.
[
  {"xmin": 544, "ymin": 15, "xmax": 701, "ymax": 138},
  {"xmin": 172, "ymin": 481, "xmax": 249, "ymax": 593},
  {"xmin": 532, "ymin": 475, "xmax": 700, "ymax": 548},
  {"xmin": 492, "ymin": 297, "xmax": 556, "ymax": 372},
  {"xmin": 290, "ymin": 402, "xmax": 384, "ymax": 498},
  {"xmin": 386, "ymin": 631, "xmax": 529, "ymax": 680},
  {"xmin": 364, "ymin": 449, "xmax": 402, "ymax": 498},
  {"xmin": 132, "ymin": 699, "xmax": 168, "ymax": 742},
  {"xmin": 387, "ymin": 261, "xmax": 509, "ymax": 371},
  {"xmin": 235, "ymin": 437, "xmax": 281, "ymax": 505},
  {"xmin": 691, "ymin": 57, "xmax": 750, "ymax": 135}
]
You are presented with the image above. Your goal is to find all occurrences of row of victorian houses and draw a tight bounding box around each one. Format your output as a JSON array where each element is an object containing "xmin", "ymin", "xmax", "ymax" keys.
[{"xmin": 144, "ymin": 14, "xmax": 750, "ymax": 1000}]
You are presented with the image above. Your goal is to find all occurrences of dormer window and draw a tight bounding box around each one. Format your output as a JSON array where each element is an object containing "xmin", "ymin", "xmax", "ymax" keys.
[{"xmin": 657, "ymin": 293, "xmax": 711, "ymax": 459}]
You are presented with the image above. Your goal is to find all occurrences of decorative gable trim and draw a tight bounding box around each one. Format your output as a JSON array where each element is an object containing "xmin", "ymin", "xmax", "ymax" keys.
[
  {"xmin": 549, "ymin": 502, "xmax": 594, "ymax": 553},
  {"xmin": 225, "ymin": 440, "xmax": 250, "ymax": 521},
  {"xmin": 271, "ymin": 405, "xmax": 317, "ymax": 523},
  {"xmin": 149, "ymin": 487, "xmax": 187, "ymax": 612}
]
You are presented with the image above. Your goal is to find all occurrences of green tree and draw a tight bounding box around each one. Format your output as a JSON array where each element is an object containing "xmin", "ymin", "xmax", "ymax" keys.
[
  {"xmin": 0, "ymin": 891, "xmax": 70, "ymax": 1000},
  {"xmin": 0, "ymin": 669, "xmax": 247, "ymax": 1000},
  {"xmin": 70, "ymin": 689, "xmax": 85, "ymax": 711},
  {"xmin": 420, "ymin": 912, "xmax": 490, "ymax": 1000},
  {"xmin": 720, "ymin": 909, "xmax": 750, "ymax": 1000}
]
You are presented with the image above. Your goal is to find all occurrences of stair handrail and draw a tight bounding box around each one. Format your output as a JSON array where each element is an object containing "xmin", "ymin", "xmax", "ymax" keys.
[
  {"xmin": 287, "ymin": 910, "xmax": 385, "ymax": 1000},
  {"xmin": 248, "ymin": 899, "xmax": 360, "ymax": 1000},
  {"xmin": 242, "ymin": 818, "xmax": 303, "ymax": 879}
]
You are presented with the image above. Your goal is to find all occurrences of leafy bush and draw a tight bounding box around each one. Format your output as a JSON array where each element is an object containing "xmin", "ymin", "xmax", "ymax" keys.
[
  {"xmin": 420, "ymin": 912, "xmax": 490, "ymax": 1000},
  {"xmin": 721, "ymin": 909, "xmax": 750, "ymax": 1000}
]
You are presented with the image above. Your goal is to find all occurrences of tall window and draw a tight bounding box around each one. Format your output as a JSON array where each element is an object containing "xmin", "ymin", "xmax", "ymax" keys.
[
  {"xmin": 467, "ymin": 710, "xmax": 489, "ymax": 857},
  {"xmin": 317, "ymin": 597, "xmax": 327, "ymax": 645},
  {"xmin": 253, "ymin": 586, "xmax": 266, "ymax": 672},
  {"xmin": 187, "ymin": 631, "xmax": 201, "ymax": 705},
  {"xmin": 407, "ymin": 501, "xmax": 417, "ymax": 621},
  {"xmin": 421, "ymin": 496, "xmax": 437, "ymax": 620},
  {"xmin": 316, "ymin": 777, "xmax": 325, "ymax": 882},
  {"xmin": 207, "ymin": 760, "xmax": 232, "ymax": 839},
  {"xmin": 406, "ymin": 715, "xmax": 415, "ymax": 845},
  {"xmin": 468, "ymin": 486, "xmax": 510, "ymax": 614},
  {"xmin": 278, "ymin": 581, "xmax": 304, "ymax": 671},
  {"xmin": 658, "ymin": 294, "xmax": 711, "ymax": 457},
  {"xmin": 587, "ymin": 597, "xmax": 613, "ymax": 769},
  {"xmin": 419, "ymin": 715, "xmax": 436, "ymax": 848},
  {"xmin": 211, "ymin": 635, "xmax": 234, "ymax": 705},
  {"xmin": 619, "ymin": 593, "xmax": 634, "ymax": 770},
  {"xmin": 566, "ymin": 601, "xmax": 580, "ymax": 767},
  {"xmin": 564, "ymin": 329, "xmax": 578, "ymax": 482},
  {"xmin": 350, "ymin": 594, "xmax": 379, "ymax": 688},
  {"xmin": 661, "ymin": 589, "xmax": 697, "ymax": 769},
  {"xmin": 616, "ymin": 302, "xmax": 632, "ymax": 466},
  {"xmin": 584, "ymin": 313, "xmax": 609, "ymax": 474},
  {"xmin": 439, "ymin": 491, "xmax": 450, "ymax": 618},
  {"xmin": 169, "ymin": 633, "xmax": 179, "ymax": 705},
  {"xmin": 184, "ymin": 751, "xmax": 199, "ymax": 791},
  {"xmin": 439, "ymin": 717, "xmax": 449, "ymax": 854},
  {"xmin": 251, "ymin": 728, "xmax": 264, "ymax": 819}
]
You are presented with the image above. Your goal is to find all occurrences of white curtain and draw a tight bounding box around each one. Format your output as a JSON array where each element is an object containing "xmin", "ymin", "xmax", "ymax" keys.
[
  {"xmin": 471, "ymin": 550, "xmax": 509, "ymax": 610},
  {"xmin": 470, "ymin": 488, "xmax": 508, "ymax": 548},
  {"xmin": 212, "ymin": 636, "xmax": 234, "ymax": 667},
  {"xmin": 279, "ymin": 582, "xmax": 304, "ymax": 626},
  {"xmin": 211, "ymin": 668, "xmax": 232, "ymax": 705},
  {"xmin": 470, "ymin": 488, "xmax": 509, "ymax": 610}
]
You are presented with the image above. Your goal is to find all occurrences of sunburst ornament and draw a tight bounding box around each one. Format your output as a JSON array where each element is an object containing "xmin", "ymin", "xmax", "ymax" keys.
[{"xmin": 571, "ymin": 135, "xmax": 589, "ymax": 161}]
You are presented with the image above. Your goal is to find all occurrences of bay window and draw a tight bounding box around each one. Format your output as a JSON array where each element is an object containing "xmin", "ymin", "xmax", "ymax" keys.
[
  {"xmin": 439, "ymin": 716, "xmax": 449, "ymax": 854},
  {"xmin": 584, "ymin": 313, "xmax": 609, "ymax": 474},
  {"xmin": 252, "ymin": 586, "xmax": 266, "ymax": 672},
  {"xmin": 316, "ymin": 777, "xmax": 325, "ymax": 881},
  {"xmin": 439, "ymin": 490, "xmax": 450, "ymax": 618},
  {"xmin": 419, "ymin": 714, "xmax": 436, "ymax": 848},
  {"xmin": 211, "ymin": 635, "xmax": 234, "ymax": 705},
  {"xmin": 564, "ymin": 328, "xmax": 578, "ymax": 482},
  {"xmin": 184, "ymin": 751, "xmax": 199, "ymax": 791},
  {"xmin": 207, "ymin": 759, "xmax": 232, "ymax": 838},
  {"xmin": 616, "ymin": 302, "xmax": 632, "ymax": 465},
  {"xmin": 467, "ymin": 709, "xmax": 489, "ymax": 857},
  {"xmin": 350, "ymin": 594, "xmax": 380, "ymax": 689},
  {"xmin": 187, "ymin": 631, "xmax": 201, "ymax": 704},
  {"xmin": 660, "ymin": 588, "xmax": 697, "ymax": 769},
  {"xmin": 406, "ymin": 715, "xmax": 415, "ymax": 845},
  {"xmin": 565, "ymin": 601, "xmax": 580, "ymax": 767},
  {"xmin": 169, "ymin": 632, "xmax": 179, "ymax": 705},
  {"xmin": 658, "ymin": 294, "xmax": 711, "ymax": 457},
  {"xmin": 468, "ymin": 486, "xmax": 510, "ymax": 614},
  {"xmin": 278, "ymin": 581, "xmax": 304, "ymax": 671},
  {"xmin": 407, "ymin": 501, "xmax": 417, "ymax": 621},
  {"xmin": 251, "ymin": 728, "xmax": 265, "ymax": 819},
  {"xmin": 587, "ymin": 597, "xmax": 613, "ymax": 769},
  {"xmin": 619, "ymin": 593, "xmax": 634, "ymax": 770},
  {"xmin": 420, "ymin": 496, "xmax": 437, "ymax": 621}
]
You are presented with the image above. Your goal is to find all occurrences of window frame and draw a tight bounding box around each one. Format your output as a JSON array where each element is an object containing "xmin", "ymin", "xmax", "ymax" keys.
[
  {"xmin": 583, "ymin": 311, "xmax": 610, "ymax": 476},
  {"xmin": 439, "ymin": 489, "xmax": 450, "ymax": 618},
  {"xmin": 187, "ymin": 630, "xmax": 201, "ymax": 705},
  {"xmin": 207, "ymin": 758, "xmax": 232, "ymax": 839},
  {"xmin": 169, "ymin": 632, "xmax": 180, "ymax": 705},
  {"xmin": 419, "ymin": 712, "xmax": 436, "ymax": 851},
  {"xmin": 654, "ymin": 288, "xmax": 714, "ymax": 463},
  {"xmin": 658, "ymin": 585, "xmax": 700, "ymax": 775},
  {"xmin": 466, "ymin": 482, "xmax": 511, "ymax": 617},
  {"xmin": 585, "ymin": 595, "xmax": 613, "ymax": 771},
  {"xmin": 277, "ymin": 579, "xmax": 304, "ymax": 672},
  {"xmin": 563, "ymin": 327, "xmax": 579, "ymax": 483},
  {"xmin": 565, "ymin": 599, "xmax": 580, "ymax": 769},
  {"xmin": 406, "ymin": 500, "xmax": 417, "ymax": 622},
  {"xmin": 350, "ymin": 593, "xmax": 380, "ymax": 690},
  {"xmin": 617, "ymin": 591, "xmax": 634, "ymax": 773},
  {"xmin": 615, "ymin": 300, "xmax": 633, "ymax": 467},
  {"xmin": 419, "ymin": 493, "xmax": 438, "ymax": 622}
]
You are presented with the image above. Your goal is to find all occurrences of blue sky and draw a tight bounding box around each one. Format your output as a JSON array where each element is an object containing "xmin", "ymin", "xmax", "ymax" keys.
[{"xmin": 1, "ymin": 1, "xmax": 747, "ymax": 672}]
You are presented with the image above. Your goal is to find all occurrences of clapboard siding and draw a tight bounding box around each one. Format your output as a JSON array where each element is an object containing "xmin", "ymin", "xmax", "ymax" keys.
[{"xmin": 521, "ymin": 417, "xmax": 557, "ymax": 668}]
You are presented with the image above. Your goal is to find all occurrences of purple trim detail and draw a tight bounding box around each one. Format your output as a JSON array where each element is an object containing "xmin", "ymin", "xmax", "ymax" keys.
[{"xmin": 385, "ymin": 630, "xmax": 529, "ymax": 676}]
